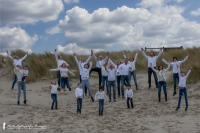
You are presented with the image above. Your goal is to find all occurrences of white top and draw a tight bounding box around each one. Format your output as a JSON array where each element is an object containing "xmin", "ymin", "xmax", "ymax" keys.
[
  {"xmin": 125, "ymin": 89, "xmax": 133, "ymax": 99},
  {"xmin": 74, "ymin": 55, "xmax": 90, "ymax": 75},
  {"xmin": 75, "ymin": 87, "xmax": 83, "ymax": 98},
  {"xmin": 95, "ymin": 91, "xmax": 108, "ymax": 100},
  {"xmin": 123, "ymin": 53, "xmax": 138, "ymax": 71},
  {"xmin": 178, "ymin": 69, "xmax": 191, "ymax": 88},
  {"xmin": 8, "ymin": 54, "xmax": 27, "ymax": 67},
  {"xmin": 80, "ymin": 62, "xmax": 92, "ymax": 80},
  {"xmin": 51, "ymin": 85, "xmax": 58, "ymax": 94},
  {"xmin": 117, "ymin": 63, "xmax": 132, "ymax": 76},
  {"xmin": 108, "ymin": 59, "xmax": 121, "ymax": 76},
  {"xmin": 151, "ymin": 64, "xmax": 170, "ymax": 82},
  {"xmin": 54, "ymin": 51, "xmax": 69, "ymax": 68},
  {"xmin": 97, "ymin": 61, "xmax": 108, "ymax": 76},
  {"xmin": 93, "ymin": 54, "xmax": 108, "ymax": 68},
  {"xmin": 106, "ymin": 68, "xmax": 117, "ymax": 81},
  {"xmin": 14, "ymin": 67, "xmax": 24, "ymax": 82},
  {"xmin": 23, "ymin": 70, "xmax": 29, "ymax": 76},
  {"xmin": 162, "ymin": 56, "xmax": 188, "ymax": 73},
  {"xmin": 50, "ymin": 67, "xmax": 75, "ymax": 77},
  {"xmin": 142, "ymin": 50, "xmax": 163, "ymax": 67}
]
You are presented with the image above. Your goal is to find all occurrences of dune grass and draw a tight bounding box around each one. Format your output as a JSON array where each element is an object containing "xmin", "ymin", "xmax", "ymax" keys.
[{"xmin": 2, "ymin": 47, "xmax": 200, "ymax": 84}]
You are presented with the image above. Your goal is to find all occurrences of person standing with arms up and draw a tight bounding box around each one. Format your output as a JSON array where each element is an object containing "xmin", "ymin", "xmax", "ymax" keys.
[
  {"xmin": 141, "ymin": 48, "xmax": 163, "ymax": 89},
  {"xmin": 162, "ymin": 54, "xmax": 189, "ymax": 96},
  {"xmin": 6, "ymin": 50, "xmax": 28, "ymax": 90}
]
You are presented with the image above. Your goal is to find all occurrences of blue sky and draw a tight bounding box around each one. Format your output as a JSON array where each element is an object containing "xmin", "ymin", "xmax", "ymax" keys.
[{"xmin": 0, "ymin": 0, "xmax": 200, "ymax": 55}]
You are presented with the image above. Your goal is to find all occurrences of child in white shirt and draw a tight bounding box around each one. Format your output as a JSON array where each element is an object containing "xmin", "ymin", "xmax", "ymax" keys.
[
  {"xmin": 41, "ymin": 81, "xmax": 61, "ymax": 110},
  {"xmin": 125, "ymin": 84, "xmax": 134, "ymax": 108},
  {"xmin": 95, "ymin": 86, "xmax": 108, "ymax": 116},
  {"xmin": 75, "ymin": 83, "xmax": 83, "ymax": 114},
  {"xmin": 22, "ymin": 66, "xmax": 29, "ymax": 82}
]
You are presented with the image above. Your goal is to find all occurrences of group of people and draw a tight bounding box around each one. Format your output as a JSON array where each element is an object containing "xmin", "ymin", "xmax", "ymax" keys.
[{"xmin": 6, "ymin": 47, "xmax": 192, "ymax": 115}]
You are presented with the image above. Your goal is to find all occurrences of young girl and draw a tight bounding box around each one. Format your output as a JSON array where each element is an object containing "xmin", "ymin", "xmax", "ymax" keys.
[
  {"xmin": 75, "ymin": 83, "xmax": 83, "ymax": 114},
  {"xmin": 176, "ymin": 66, "xmax": 192, "ymax": 111},
  {"xmin": 41, "ymin": 81, "xmax": 61, "ymax": 110},
  {"xmin": 95, "ymin": 86, "xmax": 108, "ymax": 116},
  {"xmin": 150, "ymin": 63, "xmax": 170, "ymax": 102},
  {"xmin": 50, "ymin": 62, "xmax": 75, "ymax": 91}
]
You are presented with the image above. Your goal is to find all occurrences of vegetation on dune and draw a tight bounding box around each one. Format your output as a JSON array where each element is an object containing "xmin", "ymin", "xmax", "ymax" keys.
[{"xmin": 1, "ymin": 47, "xmax": 200, "ymax": 84}]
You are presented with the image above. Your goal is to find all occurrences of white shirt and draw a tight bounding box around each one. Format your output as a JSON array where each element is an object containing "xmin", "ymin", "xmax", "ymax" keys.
[
  {"xmin": 125, "ymin": 89, "xmax": 133, "ymax": 99},
  {"xmin": 117, "ymin": 63, "xmax": 132, "ymax": 76},
  {"xmin": 93, "ymin": 54, "xmax": 108, "ymax": 68},
  {"xmin": 178, "ymin": 69, "xmax": 191, "ymax": 88},
  {"xmin": 54, "ymin": 51, "xmax": 69, "ymax": 68},
  {"xmin": 99, "ymin": 62, "xmax": 108, "ymax": 76},
  {"xmin": 95, "ymin": 91, "xmax": 108, "ymax": 100},
  {"xmin": 23, "ymin": 70, "xmax": 29, "ymax": 76},
  {"xmin": 162, "ymin": 56, "xmax": 188, "ymax": 73},
  {"xmin": 81, "ymin": 62, "xmax": 92, "ymax": 80},
  {"xmin": 142, "ymin": 50, "xmax": 163, "ymax": 67},
  {"xmin": 106, "ymin": 68, "xmax": 117, "ymax": 81},
  {"xmin": 75, "ymin": 87, "xmax": 83, "ymax": 98},
  {"xmin": 151, "ymin": 64, "xmax": 170, "ymax": 82},
  {"xmin": 74, "ymin": 56, "xmax": 90, "ymax": 75},
  {"xmin": 123, "ymin": 53, "xmax": 138, "ymax": 71},
  {"xmin": 51, "ymin": 85, "xmax": 58, "ymax": 94},
  {"xmin": 50, "ymin": 67, "xmax": 75, "ymax": 77},
  {"xmin": 8, "ymin": 54, "xmax": 27, "ymax": 67},
  {"xmin": 14, "ymin": 67, "xmax": 24, "ymax": 81},
  {"xmin": 108, "ymin": 59, "xmax": 121, "ymax": 76}
]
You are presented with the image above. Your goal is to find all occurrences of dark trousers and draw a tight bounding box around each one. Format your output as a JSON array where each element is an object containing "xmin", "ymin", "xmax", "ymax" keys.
[
  {"xmin": 80, "ymin": 75, "xmax": 87, "ymax": 94},
  {"xmin": 117, "ymin": 75, "xmax": 121, "ymax": 96},
  {"xmin": 89, "ymin": 67, "xmax": 102, "ymax": 86},
  {"xmin": 121, "ymin": 75, "xmax": 130, "ymax": 97},
  {"xmin": 22, "ymin": 76, "xmax": 27, "ymax": 82},
  {"xmin": 57, "ymin": 71, "xmax": 61, "ymax": 86},
  {"xmin": 51, "ymin": 94, "xmax": 57, "ymax": 109},
  {"xmin": 126, "ymin": 98, "xmax": 133, "ymax": 108},
  {"xmin": 77, "ymin": 98, "xmax": 82, "ymax": 114},
  {"xmin": 61, "ymin": 77, "xmax": 71, "ymax": 90},
  {"xmin": 173, "ymin": 73, "xmax": 179, "ymax": 93},
  {"xmin": 177, "ymin": 88, "xmax": 188, "ymax": 108},
  {"xmin": 98, "ymin": 99, "xmax": 104, "ymax": 112},
  {"xmin": 148, "ymin": 67, "xmax": 158, "ymax": 88},
  {"xmin": 158, "ymin": 81, "xmax": 167, "ymax": 102},
  {"xmin": 11, "ymin": 74, "xmax": 17, "ymax": 90}
]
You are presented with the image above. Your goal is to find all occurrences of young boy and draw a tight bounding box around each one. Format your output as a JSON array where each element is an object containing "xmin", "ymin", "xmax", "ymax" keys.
[
  {"xmin": 75, "ymin": 83, "xmax": 83, "ymax": 114},
  {"xmin": 95, "ymin": 86, "xmax": 108, "ymax": 116},
  {"xmin": 125, "ymin": 84, "xmax": 134, "ymax": 108},
  {"xmin": 176, "ymin": 66, "xmax": 192, "ymax": 111},
  {"xmin": 22, "ymin": 66, "xmax": 29, "ymax": 82}
]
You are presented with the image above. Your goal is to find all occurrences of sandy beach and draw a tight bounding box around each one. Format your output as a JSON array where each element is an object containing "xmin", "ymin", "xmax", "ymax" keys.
[{"xmin": 0, "ymin": 71, "xmax": 200, "ymax": 133}]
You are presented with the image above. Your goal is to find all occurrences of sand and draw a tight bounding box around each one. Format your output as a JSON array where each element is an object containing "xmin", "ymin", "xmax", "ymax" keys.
[{"xmin": 0, "ymin": 72, "xmax": 200, "ymax": 133}]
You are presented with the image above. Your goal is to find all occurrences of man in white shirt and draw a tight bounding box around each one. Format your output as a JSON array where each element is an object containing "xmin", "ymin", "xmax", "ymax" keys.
[
  {"xmin": 141, "ymin": 48, "xmax": 163, "ymax": 89},
  {"xmin": 90, "ymin": 50, "xmax": 109, "ymax": 87},
  {"xmin": 6, "ymin": 50, "xmax": 28, "ymax": 90},
  {"xmin": 117, "ymin": 58, "xmax": 132, "ymax": 99}
]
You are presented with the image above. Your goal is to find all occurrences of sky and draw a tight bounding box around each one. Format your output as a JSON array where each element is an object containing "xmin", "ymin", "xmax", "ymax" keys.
[{"xmin": 0, "ymin": 0, "xmax": 200, "ymax": 55}]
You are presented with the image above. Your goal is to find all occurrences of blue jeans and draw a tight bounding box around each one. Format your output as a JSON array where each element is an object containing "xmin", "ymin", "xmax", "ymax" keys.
[
  {"xmin": 11, "ymin": 74, "xmax": 17, "ymax": 90},
  {"xmin": 81, "ymin": 79, "xmax": 92, "ymax": 97},
  {"xmin": 108, "ymin": 81, "xmax": 116, "ymax": 100},
  {"xmin": 61, "ymin": 77, "xmax": 71, "ymax": 90},
  {"xmin": 98, "ymin": 99, "xmax": 104, "ymax": 112},
  {"xmin": 117, "ymin": 76, "xmax": 121, "ymax": 96},
  {"xmin": 126, "ymin": 98, "xmax": 133, "ymax": 108},
  {"xmin": 51, "ymin": 94, "xmax": 57, "ymax": 108},
  {"xmin": 173, "ymin": 73, "xmax": 179, "ymax": 92},
  {"xmin": 77, "ymin": 98, "xmax": 82, "ymax": 113},
  {"xmin": 177, "ymin": 88, "xmax": 188, "ymax": 108},
  {"xmin": 158, "ymin": 81, "xmax": 167, "ymax": 101},
  {"xmin": 80, "ymin": 75, "xmax": 87, "ymax": 94},
  {"xmin": 121, "ymin": 75, "xmax": 130, "ymax": 97},
  {"xmin": 57, "ymin": 71, "xmax": 61, "ymax": 86},
  {"xmin": 129, "ymin": 71, "xmax": 138, "ymax": 89},
  {"xmin": 148, "ymin": 67, "xmax": 158, "ymax": 88},
  {"xmin": 17, "ymin": 82, "xmax": 26, "ymax": 101},
  {"xmin": 102, "ymin": 76, "xmax": 108, "ymax": 93}
]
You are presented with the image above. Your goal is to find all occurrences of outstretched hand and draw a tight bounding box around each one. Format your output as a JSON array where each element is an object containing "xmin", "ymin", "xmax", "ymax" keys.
[
  {"xmin": 6, "ymin": 50, "xmax": 8, "ymax": 54},
  {"xmin": 55, "ymin": 49, "xmax": 57, "ymax": 52},
  {"xmin": 91, "ymin": 50, "xmax": 93, "ymax": 56},
  {"xmin": 136, "ymin": 50, "xmax": 138, "ymax": 53},
  {"xmin": 190, "ymin": 66, "xmax": 193, "ymax": 69},
  {"xmin": 141, "ymin": 48, "xmax": 144, "ymax": 51},
  {"xmin": 160, "ymin": 47, "xmax": 163, "ymax": 51},
  {"xmin": 73, "ymin": 52, "xmax": 76, "ymax": 56}
]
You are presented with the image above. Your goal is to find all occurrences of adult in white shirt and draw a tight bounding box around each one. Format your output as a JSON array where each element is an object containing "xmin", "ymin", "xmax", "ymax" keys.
[
  {"xmin": 141, "ymin": 48, "xmax": 163, "ymax": 89},
  {"xmin": 74, "ymin": 52, "xmax": 91, "ymax": 96},
  {"xmin": 98, "ymin": 62, "xmax": 108, "ymax": 93},
  {"xmin": 123, "ymin": 51, "xmax": 138, "ymax": 90},
  {"xmin": 151, "ymin": 63, "xmax": 170, "ymax": 102},
  {"xmin": 90, "ymin": 50, "xmax": 109, "ymax": 87},
  {"xmin": 162, "ymin": 54, "xmax": 189, "ymax": 96},
  {"xmin": 125, "ymin": 85, "xmax": 134, "ymax": 108},
  {"xmin": 6, "ymin": 50, "xmax": 28, "ymax": 90},
  {"xmin": 176, "ymin": 66, "xmax": 192, "ymax": 111},
  {"xmin": 54, "ymin": 49, "xmax": 69, "ymax": 88},
  {"xmin": 75, "ymin": 83, "xmax": 83, "ymax": 114},
  {"xmin": 117, "ymin": 58, "xmax": 132, "ymax": 99}
]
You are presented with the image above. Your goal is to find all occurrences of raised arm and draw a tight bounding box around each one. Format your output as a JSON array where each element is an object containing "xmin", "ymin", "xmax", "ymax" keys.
[
  {"xmin": 155, "ymin": 48, "xmax": 163, "ymax": 59},
  {"xmin": 68, "ymin": 69, "xmax": 75, "ymax": 76},
  {"xmin": 178, "ymin": 55, "xmax": 189, "ymax": 64},
  {"xmin": 54, "ymin": 49, "xmax": 59, "ymax": 63},
  {"xmin": 150, "ymin": 63, "xmax": 158, "ymax": 73},
  {"xmin": 88, "ymin": 61, "xmax": 93, "ymax": 71},
  {"xmin": 50, "ymin": 68, "xmax": 59, "ymax": 72},
  {"xmin": 83, "ymin": 55, "xmax": 91, "ymax": 65},
  {"xmin": 102, "ymin": 51, "xmax": 109, "ymax": 62},
  {"xmin": 134, "ymin": 51, "xmax": 138, "ymax": 63},
  {"xmin": 164, "ymin": 63, "xmax": 171, "ymax": 72},
  {"xmin": 20, "ymin": 52, "xmax": 28, "ymax": 61},
  {"xmin": 162, "ymin": 58, "xmax": 170, "ymax": 65},
  {"xmin": 185, "ymin": 67, "xmax": 192, "ymax": 79},
  {"xmin": 73, "ymin": 53, "xmax": 79, "ymax": 65},
  {"xmin": 141, "ymin": 48, "xmax": 148, "ymax": 60},
  {"xmin": 178, "ymin": 65, "xmax": 181, "ymax": 78},
  {"xmin": 108, "ymin": 59, "xmax": 117, "ymax": 68},
  {"xmin": 6, "ymin": 50, "xmax": 14, "ymax": 60}
]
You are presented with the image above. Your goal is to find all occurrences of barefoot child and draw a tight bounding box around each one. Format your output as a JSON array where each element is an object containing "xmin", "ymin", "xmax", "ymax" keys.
[
  {"xmin": 75, "ymin": 83, "xmax": 83, "ymax": 114},
  {"xmin": 22, "ymin": 66, "xmax": 29, "ymax": 82},
  {"xmin": 176, "ymin": 66, "xmax": 192, "ymax": 111},
  {"xmin": 95, "ymin": 86, "xmax": 108, "ymax": 116},
  {"xmin": 41, "ymin": 81, "xmax": 61, "ymax": 110},
  {"xmin": 125, "ymin": 84, "xmax": 134, "ymax": 108}
]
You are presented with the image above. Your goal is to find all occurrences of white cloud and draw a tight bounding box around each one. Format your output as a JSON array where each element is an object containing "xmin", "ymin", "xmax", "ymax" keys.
[
  {"xmin": 0, "ymin": 27, "xmax": 38, "ymax": 53},
  {"xmin": 176, "ymin": 0, "xmax": 184, "ymax": 3},
  {"xmin": 0, "ymin": 0, "xmax": 64, "ymax": 24},
  {"xmin": 63, "ymin": 0, "xmax": 79, "ymax": 4},
  {"xmin": 190, "ymin": 8, "xmax": 200, "ymax": 16},
  {"xmin": 137, "ymin": 0, "xmax": 165, "ymax": 8}
]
